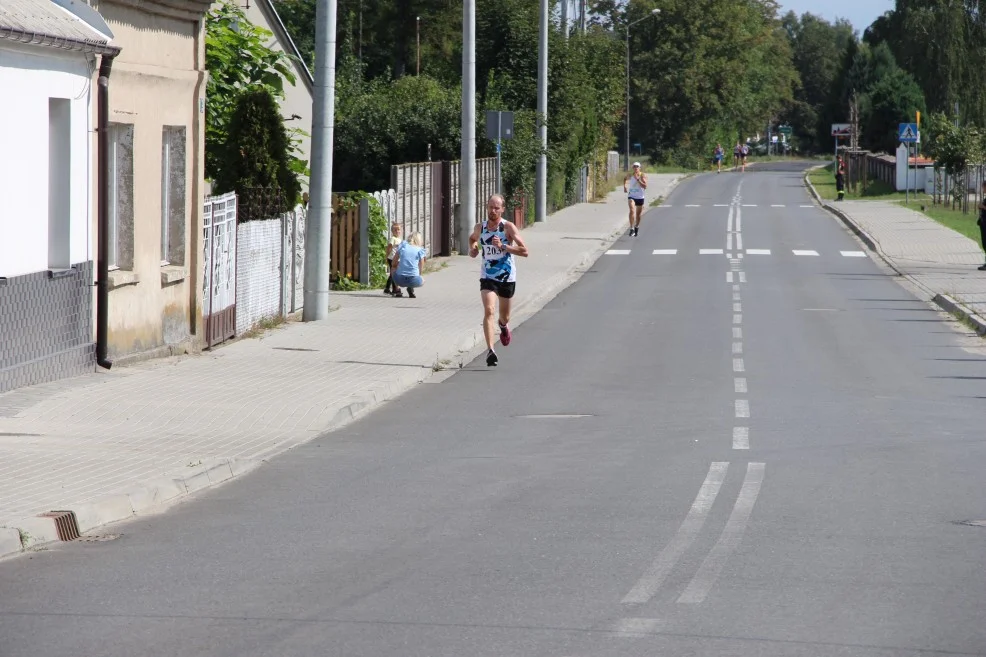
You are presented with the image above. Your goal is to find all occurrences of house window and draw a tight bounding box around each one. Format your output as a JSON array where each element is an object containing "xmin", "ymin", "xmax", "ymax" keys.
[
  {"xmin": 108, "ymin": 123, "xmax": 134, "ymax": 270},
  {"xmin": 48, "ymin": 98, "xmax": 71, "ymax": 270},
  {"xmin": 161, "ymin": 126, "xmax": 187, "ymax": 266}
]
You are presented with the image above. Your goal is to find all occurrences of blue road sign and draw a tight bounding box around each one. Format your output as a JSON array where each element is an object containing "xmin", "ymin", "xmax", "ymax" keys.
[{"xmin": 898, "ymin": 123, "xmax": 919, "ymax": 143}]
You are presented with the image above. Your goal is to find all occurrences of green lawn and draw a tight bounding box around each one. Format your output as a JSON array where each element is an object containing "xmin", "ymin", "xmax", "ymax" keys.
[{"xmin": 807, "ymin": 164, "xmax": 983, "ymax": 243}]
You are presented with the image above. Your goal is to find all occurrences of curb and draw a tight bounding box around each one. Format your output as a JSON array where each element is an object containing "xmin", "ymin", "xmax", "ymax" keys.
[
  {"xmin": 803, "ymin": 169, "xmax": 986, "ymax": 335},
  {"xmin": 0, "ymin": 177, "xmax": 687, "ymax": 562}
]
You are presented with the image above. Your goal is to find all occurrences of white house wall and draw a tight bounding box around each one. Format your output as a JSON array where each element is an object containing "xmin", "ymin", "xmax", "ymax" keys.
[{"xmin": 0, "ymin": 43, "xmax": 93, "ymax": 278}]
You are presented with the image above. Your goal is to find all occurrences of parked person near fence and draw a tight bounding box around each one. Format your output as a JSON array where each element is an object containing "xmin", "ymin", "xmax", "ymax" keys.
[
  {"xmin": 384, "ymin": 223, "xmax": 403, "ymax": 296},
  {"xmin": 392, "ymin": 232, "xmax": 427, "ymax": 298},
  {"xmin": 835, "ymin": 157, "xmax": 846, "ymax": 201},
  {"xmin": 978, "ymin": 181, "xmax": 986, "ymax": 271}
]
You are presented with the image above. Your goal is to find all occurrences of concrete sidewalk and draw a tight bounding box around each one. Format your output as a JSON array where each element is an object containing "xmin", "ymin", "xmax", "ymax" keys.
[
  {"xmin": 806, "ymin": 176, "xmax": 986, "ymax": 333},
  {"xmin": 0, "ymin": 175, "xmax": 683, "ymax": 558}
]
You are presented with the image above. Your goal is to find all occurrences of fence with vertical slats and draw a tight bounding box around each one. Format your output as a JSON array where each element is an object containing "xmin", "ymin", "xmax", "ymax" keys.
[{"xmin": 330, "ymin": 197, "xmax": 360, "ymax": 282}]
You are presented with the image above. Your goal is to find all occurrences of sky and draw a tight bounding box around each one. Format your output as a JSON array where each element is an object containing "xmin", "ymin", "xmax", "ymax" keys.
[{"xmin": 776, "ymin": 0, "xmax": 895, "ymax": 34}]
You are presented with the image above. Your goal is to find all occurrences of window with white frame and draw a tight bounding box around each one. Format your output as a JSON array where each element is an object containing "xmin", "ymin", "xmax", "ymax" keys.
[
  {"xmin": 160, "ymin": 126, "xmax": 187, "ymax": 266},
  {"xmin": 108, "ymin": 123, "xmax": 134, "ymax": 270}
]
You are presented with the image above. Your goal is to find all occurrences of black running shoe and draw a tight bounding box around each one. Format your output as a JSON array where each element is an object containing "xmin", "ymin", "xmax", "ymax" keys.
[
  {"xmin": 486, "ymin": 350, "xmax": 498, "ymax": 367},
  {"xmin": 978, "ymin": 263, "xmax": 986, "ymax": 271}
]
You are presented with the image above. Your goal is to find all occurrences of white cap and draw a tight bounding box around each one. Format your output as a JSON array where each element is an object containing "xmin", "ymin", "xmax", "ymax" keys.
[{"xmin": 632, "ymin": 161, "xmax": 641, "ymax": 167}]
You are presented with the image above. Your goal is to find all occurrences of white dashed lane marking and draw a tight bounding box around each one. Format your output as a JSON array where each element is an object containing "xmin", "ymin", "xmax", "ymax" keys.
[
  {"xmin": 735, "ymin": 399, "xmax": 750, "ymax": 418},
  {"xmin": 701, "ymin": 249, "xmax": 724, "ymax": 255},
  {"xmin": 734, "ymin": 377, "xmax": 747, "ymax": 393},
  {"xmin": 841, "ymin": 251, "xmax": 866, "ymax": 257},
  {"xmin": 606, "ymin": 249, "xmax": 631, "ymax": 255},
  {"xmin": 733, "ymin": 427, "xmax": 749, "ymax": 450},
  {"xmin": 652, "ymin": 249, "xmax": 678, "ymax": 255},
  {"xmin": 611, "ymin": 618, "xmax": 664, "ymax": 637},
  {"xmin": 793, "ymin": 250, "xmax": 819, "ymax": 256},
  {"xmin": 746, "ymin": 249, "xmax": 770, "ymax": 255}
]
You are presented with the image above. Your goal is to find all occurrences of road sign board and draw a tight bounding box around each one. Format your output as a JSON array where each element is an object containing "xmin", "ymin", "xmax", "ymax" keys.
[
  {"xmin": 485, "ymin": 110, "xmax": 514, "ymax": 141},
  {"xmin": 898, "ymin": 123, "xmax": 919, "ymax": 143},
  {"xmin": 831, "ymin": 123, "xmax": 851, "ymax": 137},
  {"xmin": 778, "ymin": 125, "xmax": 793, "ymax": 136}
]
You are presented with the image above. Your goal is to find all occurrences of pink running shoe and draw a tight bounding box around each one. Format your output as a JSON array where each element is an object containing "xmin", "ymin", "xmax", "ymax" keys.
[{"xmin": 499, "ymin": 322, "xmax": 512, "ymax": 346}]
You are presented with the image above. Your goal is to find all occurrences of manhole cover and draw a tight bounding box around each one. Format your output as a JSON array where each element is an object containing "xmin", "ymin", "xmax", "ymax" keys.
[{"xmin": 77, "ymin": 534, "xmax": 122, "ymax": 543}]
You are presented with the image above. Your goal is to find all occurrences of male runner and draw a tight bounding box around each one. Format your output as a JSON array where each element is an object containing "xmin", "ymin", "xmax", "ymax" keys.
[
  {"xmin": 623, "ymin": 162, "xmax": 647, "ymax": 236},
  {"xmin": 469, "ymin": 194, "xmax": 529, "ymax": 366}
]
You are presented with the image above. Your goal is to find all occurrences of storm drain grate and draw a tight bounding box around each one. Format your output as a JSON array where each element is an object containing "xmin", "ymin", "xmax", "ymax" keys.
[{"xmin": 38, "ymin": 511, "xmax": 80, "ymax": 541}]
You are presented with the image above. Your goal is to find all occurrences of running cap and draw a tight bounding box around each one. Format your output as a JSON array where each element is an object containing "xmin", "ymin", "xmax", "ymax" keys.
[{"xmin": 632, "ymin": 161, "xmax": 641, "ymax": 167}]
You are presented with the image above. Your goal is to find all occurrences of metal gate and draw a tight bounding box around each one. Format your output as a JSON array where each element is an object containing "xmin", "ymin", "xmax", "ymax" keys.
[{"xmin": 203, "ymin": 192, "xmax": 237, "ymax": 348}]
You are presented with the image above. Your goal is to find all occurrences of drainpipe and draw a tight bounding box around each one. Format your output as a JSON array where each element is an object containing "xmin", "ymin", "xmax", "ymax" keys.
[{"xmin": 96, "ymin": 52, "xmax": 118, "ymax": 370}]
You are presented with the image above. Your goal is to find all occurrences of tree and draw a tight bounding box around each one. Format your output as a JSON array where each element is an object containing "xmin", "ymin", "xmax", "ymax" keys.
[
  {"xmin": 865, "ymin": 68, "xmax": 926, "ymax": 153},
  {"xmin": 216, "ymin": 89, "xmax": 301, "ymax": 218}
]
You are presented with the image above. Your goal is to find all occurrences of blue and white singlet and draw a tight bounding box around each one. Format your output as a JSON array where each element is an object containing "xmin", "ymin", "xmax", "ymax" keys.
[{"xmin": 479, "ymin": 220, "xmax": 516, "ymax": 283}]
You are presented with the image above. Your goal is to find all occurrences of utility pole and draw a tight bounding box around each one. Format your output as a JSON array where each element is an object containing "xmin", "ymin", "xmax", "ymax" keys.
[
  {"xmin": 561, "ymin": 0, "xmax": 569, "ymax": 40},
  {"xmin": 303, "ymin": 0, "xmax": 338, "ymax": 321},
  {"xmin": 459, "ymin": 0, "xmax": 476, "ymax": 252},
  {"xmin": 416, "ymin": 16, "xmax": 420, "ymax": 75},
  {"xmin": 535, "ymin": 0, "xmax": 548, "ymax": 222}
]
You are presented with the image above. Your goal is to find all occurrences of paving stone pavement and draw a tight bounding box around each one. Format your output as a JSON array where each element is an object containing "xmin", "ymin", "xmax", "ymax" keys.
[
  {"xmin": 820, "ymin": 199, "xmax": 986, "ymax": 324},
  {"xmin": 0, "ymin": 175, "xmax": 683, "ymax": 554}
]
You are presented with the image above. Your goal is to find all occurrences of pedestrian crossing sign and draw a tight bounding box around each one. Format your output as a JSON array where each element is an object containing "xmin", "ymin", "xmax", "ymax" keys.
[{"xmin": 898, "ymin": 123, "xmax": 919, "ymax": 143}]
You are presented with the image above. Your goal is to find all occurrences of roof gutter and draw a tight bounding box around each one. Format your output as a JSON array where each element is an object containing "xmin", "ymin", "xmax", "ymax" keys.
[
  {"xmin": 0, "ymin": 26, "xmax": 119, "ymax": 56},
  {"xmin": 95, "ymin": 51, "xmax": 119, "ymax": 370}
]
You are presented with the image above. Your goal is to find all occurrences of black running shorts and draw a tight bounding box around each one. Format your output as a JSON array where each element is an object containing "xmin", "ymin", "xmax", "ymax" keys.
[
  {"xmin": 480, "ymin": 278, "xmax": 516, "ymax": 299},
  {"xmin": 631, "ymin": 197, "xmax": 644, "ymax": 206}
]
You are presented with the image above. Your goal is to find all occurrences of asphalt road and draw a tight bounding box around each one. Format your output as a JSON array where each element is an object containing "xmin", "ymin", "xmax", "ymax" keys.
[{"xmin": 2, "ymin": 162, "xmax": 985, "ymax": 657}]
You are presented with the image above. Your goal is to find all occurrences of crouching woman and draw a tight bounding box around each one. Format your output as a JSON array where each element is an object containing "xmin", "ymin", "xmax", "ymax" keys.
[{"xmin": 392, "ymin": 232, "xmax": 427, "ymax": 298}]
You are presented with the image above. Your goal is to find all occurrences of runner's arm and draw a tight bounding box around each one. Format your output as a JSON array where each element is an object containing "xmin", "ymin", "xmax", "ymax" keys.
[
  {"xmin": 468, "ymin": 223, "xmax": 482, "ymax": 258},
  {"xmin": 504, "ymin": 223, "xmax": 529, "ymax": 257}
]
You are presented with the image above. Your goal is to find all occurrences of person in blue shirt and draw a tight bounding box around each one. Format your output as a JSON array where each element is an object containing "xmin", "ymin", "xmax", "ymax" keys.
[{"xmin": 391, "ymin": 232, "xmax": 427, "ymax": 298}]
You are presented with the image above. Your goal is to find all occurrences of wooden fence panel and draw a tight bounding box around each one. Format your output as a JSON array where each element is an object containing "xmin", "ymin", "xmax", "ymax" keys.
[{"xmin": 330, "ymin": 201, "xmax": 361, "ymax": 282}]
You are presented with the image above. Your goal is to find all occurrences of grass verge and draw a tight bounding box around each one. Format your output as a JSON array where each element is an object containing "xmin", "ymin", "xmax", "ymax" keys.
[{"xmin": 808, "ymin": 164, "xmax": 984, "ymax": 243}]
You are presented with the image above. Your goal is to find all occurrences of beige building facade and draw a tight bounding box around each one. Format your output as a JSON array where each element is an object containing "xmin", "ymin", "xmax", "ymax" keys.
[{"xmin": 90, "ymin": 0, "xmax": 210, "ymax": 360}]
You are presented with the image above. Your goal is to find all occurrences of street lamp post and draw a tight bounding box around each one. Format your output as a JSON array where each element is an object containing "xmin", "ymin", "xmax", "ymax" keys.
[{"xmin": 626, "ymin": 8, "xmax": 659, "ymax": 171}]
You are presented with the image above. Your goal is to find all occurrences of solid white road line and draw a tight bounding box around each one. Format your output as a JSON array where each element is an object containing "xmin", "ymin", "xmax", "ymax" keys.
[
  {"xmin": 841, "ymin": 251, "xmax": 866, "ymax": 257},
  {"xmin": 793, "ymin": 250, "xmax": 819, "ymax": 256},
  {"xmin": 736, "ymin": 233, "xmax": 743, "ymax": 251},
  {"xmin": 606, "ymin": 249, "xmax": 631, "ymax": 255},
  {"xmin": 732, "ymin": 342, "xmax": 743, "ymax": 354},
  {"xmin": 727, "ymin": 205, "xmax": 734, "ymax": 232},
  {"xmin": 739, "ymin": 272, "xmax": 747, "ymax": 283},
  {"xmin": 726, "ymin": 233, "xmax": 733, "ymax": 250},
  {"xmin": 736, "ymin": 208, "xmax": 742, "ymax": 231},
  {"xmin": 733, "ymin": 358, "xmax": 745, "ymax": 372},
  {"xmin": 678, "ymin": 463, "xmax": 766, "ymax": 604},
  {"xmin": 621, "ymin": 462, "xmax": 729, "ymax": 605},
  {"xmin": 735, "ymin": 399, "xmax": 750, "ymax": 418},
  {"xmin": 742, "ymin": 204, "xmax": 757, "ymax": 207},
  {"xmin": 612, "ymin": 618, "xmax": 664, "ymax": 637},
  {"xmin": 726, "ymin": 271, "xmax": 734, "ymax": 283},
  {"xmin": 746, "ymin": 249, "xmax": 770, "ymax": 255},
  {"xmin": 733, "ymin": 427, "xmax": 749, "ymax": 450},
  {"xmin": 734, "ymin": 377, "xmax": 747, "ymax": 393},
  {"xmin": 701, "ymin": 249, "xmax": 724, "ymax": 255},
  {"xmin": 733, "ymin": 327, "xmax": 742, "ymax": 339},
  {"xmin": 653, "ymin": 249, "xmax": 678, "ymax": 255}
]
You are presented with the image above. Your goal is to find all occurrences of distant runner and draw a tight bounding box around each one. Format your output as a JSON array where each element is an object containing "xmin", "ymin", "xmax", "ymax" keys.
[
  {"xmin": 740, "ymin": 142, "xmax": 750, "ymax": 172},
  {"xmin": 623, "ymin": 162, "xmax": 648, "ymax": 237},
  {"xmin": 733, "ymin": 142, "xmax": 742, "ymax": 171},
  {"xmin": 469, "ymin": 194, "xmax": 529, "ymax": 366},
  {"xmin": 713, "ymin": 144, "xmax": 724, "ymax": 173}
]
